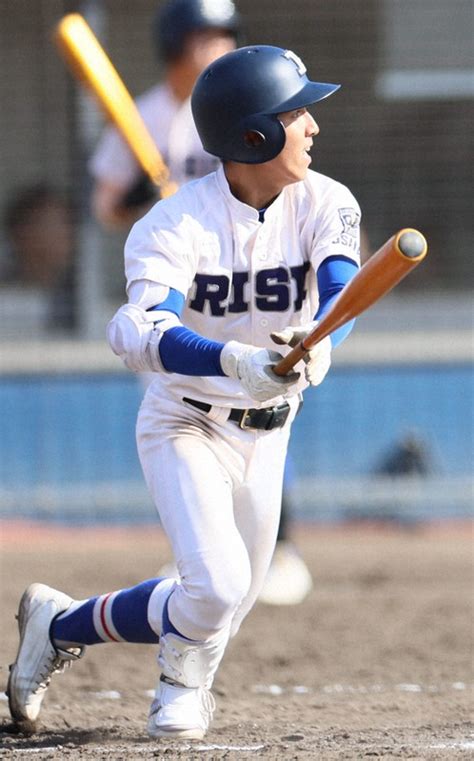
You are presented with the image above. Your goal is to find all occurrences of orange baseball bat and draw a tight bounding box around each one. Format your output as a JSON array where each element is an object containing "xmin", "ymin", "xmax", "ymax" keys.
[
  {"xmin": 54, "ymin": 13, "xmax": 177, "ymax": 197},
  {"xmin": 274, "ymin": 228, "xmax": 428, "ymax": 376}
]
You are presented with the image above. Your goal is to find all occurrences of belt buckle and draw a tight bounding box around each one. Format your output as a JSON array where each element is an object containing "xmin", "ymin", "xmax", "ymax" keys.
[
  {"xmin": 270, "ymin": 403, "xmax": 291, "ymax": 429},
  {"xmin": 239, "ymin": 409, "xmax": 251, "ymax": 429}
]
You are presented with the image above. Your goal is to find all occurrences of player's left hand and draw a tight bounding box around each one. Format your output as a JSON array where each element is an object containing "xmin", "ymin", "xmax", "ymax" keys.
[{"xmin": 271, "ymin": 322, "xmax": 332, "ymax": 386}]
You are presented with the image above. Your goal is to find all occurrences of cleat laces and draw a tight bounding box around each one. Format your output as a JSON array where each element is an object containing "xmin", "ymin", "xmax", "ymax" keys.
[
  {"xmin": 35, "ymin": 647, "xmax": 84, "ymax": 695},
  {"xmin": 199, "ymin": 688, "xmax": 216, "ymax": 721}
]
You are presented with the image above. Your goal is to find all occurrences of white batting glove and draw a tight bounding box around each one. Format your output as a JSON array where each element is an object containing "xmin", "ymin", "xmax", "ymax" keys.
[
  {"xmin": 220, "ymin": 341, "xmax": 300, "ymax": 403},
  {"xmin": 271, "ymin": 321, "xmax": 332, "ymax": 387}
]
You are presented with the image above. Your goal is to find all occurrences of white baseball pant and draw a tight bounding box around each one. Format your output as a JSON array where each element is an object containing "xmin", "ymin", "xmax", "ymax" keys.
[{"xmin": 136, "ymin": 385, "xmax": 300, "ymax": 641}]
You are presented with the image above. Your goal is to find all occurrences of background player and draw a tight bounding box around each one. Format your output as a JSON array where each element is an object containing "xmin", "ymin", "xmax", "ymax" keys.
[
  {"xmin": 8, "ymin": 44, "xmax": 361, "ymax": 740},
  {"xmin": 90, "ymin": 0, "xmax": 313, "ymax": 606},
  {"xmin": 89, "ymin": 0, "xmax": 240, "ymax": 228}
]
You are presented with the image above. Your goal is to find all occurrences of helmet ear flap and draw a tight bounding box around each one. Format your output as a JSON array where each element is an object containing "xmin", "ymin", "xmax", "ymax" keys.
[
  {"xmin": 232, "ymin": 114, "xmax": 286, "ymax": 164},
  {"xmin": 243, "ymin": 130, "xmax": 266, "ymax": 148}
]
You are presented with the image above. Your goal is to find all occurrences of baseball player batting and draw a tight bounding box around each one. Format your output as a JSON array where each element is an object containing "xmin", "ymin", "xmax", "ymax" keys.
[
  {"xmin": 87, "ymin": 0, "xmax": 313, "ymax": 606},
  {"xmin": 8, "ymin": 45, "xmax": 409, "ymax": 740}
]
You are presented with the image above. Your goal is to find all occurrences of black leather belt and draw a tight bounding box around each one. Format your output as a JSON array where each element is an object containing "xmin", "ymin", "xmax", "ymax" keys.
[{"xmin": 183, "ymin": 397, "xmax": 298, "ymax": 431}]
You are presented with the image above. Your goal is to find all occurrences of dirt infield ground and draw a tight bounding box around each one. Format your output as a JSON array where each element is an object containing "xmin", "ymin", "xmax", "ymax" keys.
[{"xmin": 0, "ymin": 520, "xmax": 472, "ymax": 759}]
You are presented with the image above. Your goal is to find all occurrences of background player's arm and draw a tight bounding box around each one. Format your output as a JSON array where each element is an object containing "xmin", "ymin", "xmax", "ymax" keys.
[
  {"xmin": 92, "ymin": 175, "xmax": 157, "ymax": 229},
  {"xmin": 89, "ymin": 115, "xmax": 160, "ymax": 229}
]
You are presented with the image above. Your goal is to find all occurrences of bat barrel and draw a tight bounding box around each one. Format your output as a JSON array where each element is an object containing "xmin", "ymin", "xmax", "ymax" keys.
[
  {"xmin": 395, "ymin": 228, "xmax": 428, "ymax": 261},
  {"xmin": 273, "ymin": 227, "xmax": 428, "ymax": 377}
]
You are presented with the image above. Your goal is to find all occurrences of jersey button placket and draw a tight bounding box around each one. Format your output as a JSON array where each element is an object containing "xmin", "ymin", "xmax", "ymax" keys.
[
  {"xmin": 257, "ymin": 226, "xmax": 274, "ymax": 341},
  {"xmin": 254, "ymin": 230, "xmax": 272, "ymax": 344},
  {"xmin": 247, "ymin": 227, "xmax": 261, "ymax": 346},
  {"xmin": 256, "ymin": 228, "xmax": 268, "ymax": 263}
]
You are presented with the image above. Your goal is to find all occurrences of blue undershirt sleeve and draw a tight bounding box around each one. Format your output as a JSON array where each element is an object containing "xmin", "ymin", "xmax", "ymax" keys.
[
  {"xmin": 147, "ymin": 288, "xmax": 185, "ymax": 317},
  {"xmin": 147, "ymin": 288, "xmax": 226, "ymax": 376},
  {"xmin": 159, "ymin": 326, "xmax": 226, "ymax": 376},
  {"xmin": 315, "ymin": 256, "xmax": 359, "ymax": 348}
]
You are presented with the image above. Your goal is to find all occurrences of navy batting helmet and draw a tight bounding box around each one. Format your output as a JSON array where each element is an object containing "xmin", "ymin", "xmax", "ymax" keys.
[
  {"xmin": 154, "ymin": 0, "xmax": 241, "ymax": 63},
  {"xmin": 191, "ymin": 45, "xmax": 340, "ymax": 164}
]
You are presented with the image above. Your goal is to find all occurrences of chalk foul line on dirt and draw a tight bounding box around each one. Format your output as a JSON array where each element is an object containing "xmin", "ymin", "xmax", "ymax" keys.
[
  {"xmin": 8, "ymin": 743, "xmax": 266, "ymax": 754},
  {"xmin": 0, "ymin": 681, "xmax": 470, "ymax": 706},
  {"xmin": 250, "ymin": 680, "xmax": 470, "ymax": 695}
]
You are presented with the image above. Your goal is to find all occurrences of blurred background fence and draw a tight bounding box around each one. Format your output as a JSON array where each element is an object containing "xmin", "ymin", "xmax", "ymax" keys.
[{"xmin": 0, "ymin": 0, "xmax": 472, "ymax": 524}]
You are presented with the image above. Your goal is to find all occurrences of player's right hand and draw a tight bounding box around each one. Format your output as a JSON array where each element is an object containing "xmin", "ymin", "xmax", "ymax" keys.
[
  {"xmin": 220, "ymin": 341, "xmax": 300, "ymax": 403},
  {"xmin": 271, "ymin": 321, "xmax": 332, "ymax": 387}
]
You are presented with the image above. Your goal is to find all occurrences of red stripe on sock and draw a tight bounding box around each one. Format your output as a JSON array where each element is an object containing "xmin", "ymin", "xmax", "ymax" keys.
[{"xmin": 100, "ymin": 593, "xmax": 119, "ymax": 642}]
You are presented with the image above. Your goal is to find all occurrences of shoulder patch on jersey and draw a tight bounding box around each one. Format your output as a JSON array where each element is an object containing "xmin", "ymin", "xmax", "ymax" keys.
[{"xmin": 338, "ymin": 207, "xmax": 361, "ymax": 238}]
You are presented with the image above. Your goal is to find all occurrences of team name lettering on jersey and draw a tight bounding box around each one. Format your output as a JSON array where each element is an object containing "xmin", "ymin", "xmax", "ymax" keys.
[{"xmin": 189, "ymin": 263, "xmax": 310, "ymax": 316}]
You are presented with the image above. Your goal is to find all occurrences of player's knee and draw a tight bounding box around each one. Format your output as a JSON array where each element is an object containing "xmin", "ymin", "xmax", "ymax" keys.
[
  {"xmin": 209, "ymin": 562, "xmax": 252, "ymax": 622},
  {"xmin": 180, "ymin": 550, "xmax": 252, "ymax": 637}
]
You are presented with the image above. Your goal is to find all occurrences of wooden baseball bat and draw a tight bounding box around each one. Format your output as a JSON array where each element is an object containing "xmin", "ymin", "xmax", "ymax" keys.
[
  {"xmin": 54, "ymin": 13, "xmax": 177, "ymax": 197},
  {"xmin": 273, "ymin": 228, "xmax": 428, "ymax": 376}
]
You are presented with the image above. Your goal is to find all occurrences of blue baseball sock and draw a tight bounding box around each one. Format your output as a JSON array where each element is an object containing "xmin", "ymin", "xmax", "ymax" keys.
[{"xmin": 51, "ymin": 577, "xmax": 175, "ymax": 647}]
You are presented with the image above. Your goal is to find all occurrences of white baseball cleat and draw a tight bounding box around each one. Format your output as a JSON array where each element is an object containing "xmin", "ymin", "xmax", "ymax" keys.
[
  {"xmin": 7, "ymin": 582, "xmax": 85, "ymax": 728},
  {"xmin": 147, "ymin": 678, "xmax": 216, "ymax": 739}
]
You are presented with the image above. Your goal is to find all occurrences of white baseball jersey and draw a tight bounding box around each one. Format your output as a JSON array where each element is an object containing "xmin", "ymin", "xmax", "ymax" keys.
[
  {"xmin": 89, "ymin": 82, "xmax": 220, "ymax": 189},
  {"xmin": 125, "ymin": 164, "xmax": 361, "ymax": 408}
]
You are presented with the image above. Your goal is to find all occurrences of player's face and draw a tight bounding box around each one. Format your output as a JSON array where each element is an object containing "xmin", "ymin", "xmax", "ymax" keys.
[
  {"xmin": 224, "ymin": 107, "xmax": 319, "ymax": 210},
  {"xmin": 267, "ymin": 108, "xmax": 319, "ymax": 185}
]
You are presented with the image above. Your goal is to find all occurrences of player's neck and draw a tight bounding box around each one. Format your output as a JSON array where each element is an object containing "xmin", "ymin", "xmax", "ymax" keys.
[
  {"xmin": 224, "ymin": 163, "xmax": 284, "ymax": 211},
  {"xmin": 166, "ymin": 65, "xmax": 194, "ymax": 103}
]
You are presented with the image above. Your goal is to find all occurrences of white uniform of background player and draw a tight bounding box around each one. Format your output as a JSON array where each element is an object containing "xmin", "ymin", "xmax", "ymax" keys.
[
  {"xmin": 89, "ymin": 84, "xmax": 219, "ymax": 200},
  {"xmin": 7, "ymin": 46, "xmax": 361, "ymax": 741}
]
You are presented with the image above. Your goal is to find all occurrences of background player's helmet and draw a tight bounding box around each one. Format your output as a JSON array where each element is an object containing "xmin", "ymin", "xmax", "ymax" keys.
[
  {"xmin": 191, "ymin": 45, "xmax": 340, "ymax": 164},
  {"xmin": 154, "ymin": 0, "xmax": 241, "ymax": 62}
]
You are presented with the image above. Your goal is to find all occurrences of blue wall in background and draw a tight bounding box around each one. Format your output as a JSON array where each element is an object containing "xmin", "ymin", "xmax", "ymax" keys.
[
  {"xmin": 289, "ymin": 363, "xmax": 473, "ymax": 480},
  {"xmin": 1, "ymin": 375, "xmax": 142, "ymax": 488},
  {"xmin": 1, "ymin": 364, "xmax": 473, "ymax": 492}
]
